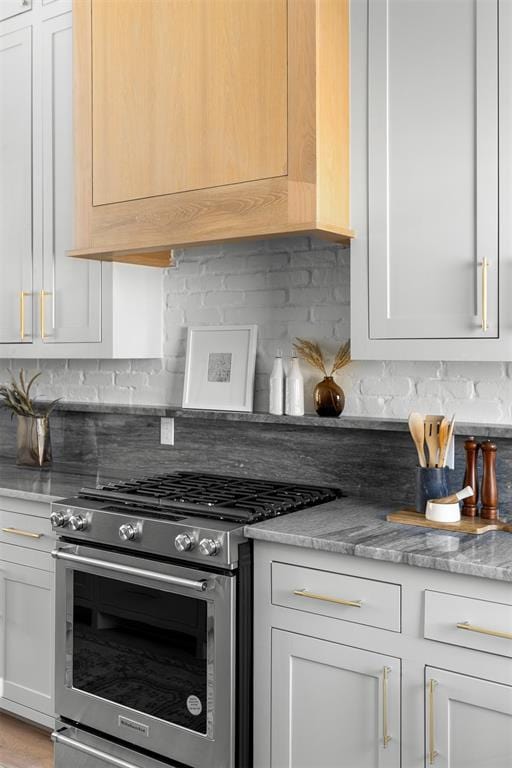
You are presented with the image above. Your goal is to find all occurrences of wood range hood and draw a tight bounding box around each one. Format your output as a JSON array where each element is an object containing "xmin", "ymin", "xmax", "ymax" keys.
[{"xmin": 70, "ymin": 0, "xmax": 353, "ymax": 268}]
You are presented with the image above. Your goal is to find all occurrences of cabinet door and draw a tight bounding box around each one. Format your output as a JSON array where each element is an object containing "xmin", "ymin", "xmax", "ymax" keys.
[
  {"xmin": 426, "ymin": 667, "xmax": 512, "ymax": 768},
  {"xmin": 0, "ymin": 26, "xmax": 33, "ymax": 344},
  {"xmin": 0, "ymin": 560, "xmax": 53, "ymax": 716},
  {"xmin": 41, "ymin": 10, "xmax": 101, "ymax": 344},
  {"xmin": 367, "ymin": 0, "xmax": 498, "ymax": 340},
  {"xmin": 271, "ymin": 629, "xmax": 400, "ymax": 768},
  {"xmin": 91, "ymin": 0, "xmax": 287, "ymax": 206}
]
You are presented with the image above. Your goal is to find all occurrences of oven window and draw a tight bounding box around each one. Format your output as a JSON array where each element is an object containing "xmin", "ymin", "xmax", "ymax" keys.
[{"xmin": 72, "ymin": 572, "xmax": 208, "ymax": 734}]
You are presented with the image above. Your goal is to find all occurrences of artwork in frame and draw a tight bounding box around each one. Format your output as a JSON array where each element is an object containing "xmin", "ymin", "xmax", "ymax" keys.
[{"xmin": 182, "ymin": 325, "xmax": 258, "ymax": 412}]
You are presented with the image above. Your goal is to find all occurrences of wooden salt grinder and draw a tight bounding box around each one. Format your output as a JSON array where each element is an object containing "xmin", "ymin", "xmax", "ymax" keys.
[
  {"xmin": 480, "ymin": 440, "xmax": 498, "ymax": 520},
  {"xmin": 462, "ymin": 437, "xmax": 479, "ymax": 517}
]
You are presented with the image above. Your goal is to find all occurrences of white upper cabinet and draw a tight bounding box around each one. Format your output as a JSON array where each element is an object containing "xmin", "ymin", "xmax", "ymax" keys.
[
  {"xmin": 0, "ymin": 0, "xmax": 162, "ymax": 359},
  {"xmin": 351, "ymin": 0, "xmax": 512, "ymax": 360},
  {"xmin": 0, "ymin": 26, "xmax": 33, "ymax": 344},
  {"xmin": 41, "ymin": 11, "xmax": 102, "ymax": 344}
]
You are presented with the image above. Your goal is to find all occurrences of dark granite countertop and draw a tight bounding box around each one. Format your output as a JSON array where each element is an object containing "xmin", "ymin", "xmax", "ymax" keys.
[
  {"xmin": 0, "ymin": 458, "xmax": 123, "ymax": 504},
  {"xmin": 245, "ymin": 497, "xmax": 512, "ymax": 582},
  {"xmin": 1, "ymin": 457, "xmax": 511, "ymax": 582}
]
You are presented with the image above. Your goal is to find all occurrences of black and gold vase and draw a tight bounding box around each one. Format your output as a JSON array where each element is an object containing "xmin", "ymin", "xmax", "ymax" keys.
[{"xmin": 314, "ymin": 376, "xmax": 345, "ymax": 417}]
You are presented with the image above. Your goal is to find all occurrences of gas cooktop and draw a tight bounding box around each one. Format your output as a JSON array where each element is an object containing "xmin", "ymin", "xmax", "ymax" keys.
[
  {"xmin": 52, "ymin": 472, "xmax": 343, "ymax": 569},
  {"xmin": 80, "ymin": 471, "xmax": 342, "ymax": 525}
]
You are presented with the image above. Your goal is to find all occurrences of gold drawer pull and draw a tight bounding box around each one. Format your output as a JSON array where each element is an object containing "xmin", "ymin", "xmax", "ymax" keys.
[
  {"xmin": 428, "ymin": 679, "xmax": 438, "ymax": 764},
  {"xmin": 2, "ymin": 527, "xmax": 42, "ymax": 539},
  {"xmin": 457, "ymin": 621, "xmax": 512, "ymax": 641},
  {"xmin": 382, "ymin": 666, "xmax": 392, "ymax": 748},
  {"xmin": 293, "ymin": 589, "xmax": 362, "ymax": 608}
]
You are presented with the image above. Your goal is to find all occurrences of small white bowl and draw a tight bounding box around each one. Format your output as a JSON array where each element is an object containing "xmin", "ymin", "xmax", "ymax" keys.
[{"xmin": 425, "ymin": 500, "xmax": 461, "ymax": 524}]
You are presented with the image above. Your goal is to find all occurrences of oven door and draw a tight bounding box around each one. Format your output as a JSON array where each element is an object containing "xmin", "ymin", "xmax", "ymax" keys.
[{"xmin": 53, "ymin": 542, "xmax": 235, "ymax": 768}]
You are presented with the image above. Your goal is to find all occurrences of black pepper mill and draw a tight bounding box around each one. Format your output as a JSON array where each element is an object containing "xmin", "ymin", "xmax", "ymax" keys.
[
  {"xmin": 462, "ymin": 438, "xmax": 479, "ymax": 517},
  {"xmin": 480, "ymin": 440, "xmax": 498, "ymax": 520}
]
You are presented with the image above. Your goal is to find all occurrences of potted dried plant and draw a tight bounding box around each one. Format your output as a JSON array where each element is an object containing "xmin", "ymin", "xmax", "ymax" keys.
[
  {"xmin": 0, "ymin": 370, "xmax": 59, "ymax": 468},
  {"xmin": 293, "ymin": 339, "xmax": 351, "ymax": 417}
]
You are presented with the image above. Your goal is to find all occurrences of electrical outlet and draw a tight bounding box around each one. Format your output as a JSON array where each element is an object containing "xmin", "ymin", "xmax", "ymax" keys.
[{"xmin": 160, "ymin": 417, "xmax": 175, "ymax": 446}]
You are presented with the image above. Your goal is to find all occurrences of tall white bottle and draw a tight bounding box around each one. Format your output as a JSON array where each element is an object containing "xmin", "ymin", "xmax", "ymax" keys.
[
  {"xmin": 269, "ymin": 350, "xmax": 284, "ymax": 415},
  {"xmin": 285, "ymin": 355, "xmax": 304, "ymax": 416}
]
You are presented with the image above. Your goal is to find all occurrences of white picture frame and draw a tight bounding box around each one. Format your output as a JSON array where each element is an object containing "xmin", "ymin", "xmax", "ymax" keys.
[{"xmin": 182, "ymin": 325, "xmax": 258, "ymax": 412}]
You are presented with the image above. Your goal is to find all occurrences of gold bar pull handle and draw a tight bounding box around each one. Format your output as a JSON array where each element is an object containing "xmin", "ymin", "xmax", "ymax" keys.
[
  {"xmin": 293, "ymin": 589, "xmax": 362, "ymax": 608},
  {"xmin": 19, "ymin": 291, "xmax": 30, "ymax": 340},
  {"xmin": 39, "ymin": 290, "xmax": 52, "ymax": 340},
  {"xmin": 481, "ymin": 258, "xmax": 490, "ymax": 332},
  {"xmin": 457, "ymin": 621, "xmax": 512, "ymax": 641},
  {"xmin": 2, "ymin": 527, "xmax": 42, "ymax": 539},
  {"xmin": 382, "ymin": 666, "xmax": 391, "ymax": 748},
  {"xmin": 428, "ymin": 679, "xmax": 438, "ymax": 765}
]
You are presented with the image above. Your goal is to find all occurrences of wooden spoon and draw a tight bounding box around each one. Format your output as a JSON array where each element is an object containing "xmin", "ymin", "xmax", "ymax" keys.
[
  {"xmin": 408, "ymin": 412, "xmax": 427, "ymax": 468},
  {"xmin": 424, "ymin": 414, "xmax": 443, "ymax": 468},
  {"xmin": 437, "ymin": 416, "xmax": 450, "ymax": 468},
  {"xmin": 438, "ymin": 414, "xmax": 456, "ymax": 468}
]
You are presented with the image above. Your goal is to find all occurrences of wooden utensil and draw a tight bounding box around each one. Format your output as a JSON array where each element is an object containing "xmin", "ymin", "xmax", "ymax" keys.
[
  {"xmin": 437, "ymin": 416, "xmax": 450, "ymax": 467},
  {"xmin": 408, "ymin": 412, "xmax": 427, "ymax": 468},
  {"xmin": 438, "ymin": 413, "xmax": 456, "ymax": 468},
  {"xmin": 424, "ymin": 414, "xmax": 443, "ymax": 467}
]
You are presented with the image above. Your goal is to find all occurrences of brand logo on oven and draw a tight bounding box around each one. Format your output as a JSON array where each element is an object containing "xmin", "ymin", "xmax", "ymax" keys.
[{"xmin": 118, "ymin": 716, "xmax": 150, "ymax": 736}]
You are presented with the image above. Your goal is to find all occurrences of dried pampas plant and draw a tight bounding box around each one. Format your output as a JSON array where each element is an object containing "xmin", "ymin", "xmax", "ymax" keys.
[{"xmin": 293, "ymin": 338, "xmax": 351, "ymax": 377}]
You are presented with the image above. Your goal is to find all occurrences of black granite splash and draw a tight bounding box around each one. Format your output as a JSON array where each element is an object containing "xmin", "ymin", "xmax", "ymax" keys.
[{"xmin": 1, "ymin": 409, "xmax": 511, "ymax": 509}]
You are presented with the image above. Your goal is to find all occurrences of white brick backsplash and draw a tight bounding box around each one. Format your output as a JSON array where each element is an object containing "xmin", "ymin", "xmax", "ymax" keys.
[{"xmin": 3, "ymin": 237, "xmax": 512, "ymax": 423}]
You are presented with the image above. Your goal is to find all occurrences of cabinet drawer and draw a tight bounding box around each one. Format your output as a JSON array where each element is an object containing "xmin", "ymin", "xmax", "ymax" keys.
[
  {"xmin": 425, "ymin": 590, "xmax": 512, "ymax": 658},
  {"xmin": 0, "ymin": 509, "xmax": 54, "ymax": 553},
  {"xmin": 272, "ymin": 561, "xmax": 401, "ymax": 632}
]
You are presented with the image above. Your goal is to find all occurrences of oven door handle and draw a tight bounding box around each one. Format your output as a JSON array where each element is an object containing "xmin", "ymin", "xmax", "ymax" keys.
[
  {"xmin": 52, "ymin": 729, "xmax": 144, "ymax": 768},
  {"xmin": 51, "ymin": 549, "xmax": 208, "ymax": 592}
]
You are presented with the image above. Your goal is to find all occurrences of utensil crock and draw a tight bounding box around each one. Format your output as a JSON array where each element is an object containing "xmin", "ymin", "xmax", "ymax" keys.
[{"xmin": 415, "ymin": 467, "xmax": 450, "ymax": 514}]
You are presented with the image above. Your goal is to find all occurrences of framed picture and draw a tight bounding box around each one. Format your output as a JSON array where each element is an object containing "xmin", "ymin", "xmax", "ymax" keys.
[{"xmin": 182, "ymin": 325, "xmax": 258, "ymax": 412}]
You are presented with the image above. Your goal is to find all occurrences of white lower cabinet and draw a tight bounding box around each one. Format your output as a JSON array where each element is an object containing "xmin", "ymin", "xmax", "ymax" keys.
[
  {"xmin": 0, "ymin": 558, "xmax": 53, "ymax": 716},
  {"xmin": 271, "ymin": 629, "xmax": 400, "ymax": 768},
  {"xmin": 0, "ymin": 498, "xmax": 55, "ymax": 728},
  {"xmin": 254, "ymin": 542, "xmax": 512, "ymax": 768},
  {"xmin": 426, "ymin": 668, "xmax": 512, "ymax": 768}
]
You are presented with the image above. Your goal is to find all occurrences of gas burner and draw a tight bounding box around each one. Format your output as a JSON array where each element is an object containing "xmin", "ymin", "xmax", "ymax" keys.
[{"xmin": 81, "ymin": 471, "xmax": 342, "ymax": 524}]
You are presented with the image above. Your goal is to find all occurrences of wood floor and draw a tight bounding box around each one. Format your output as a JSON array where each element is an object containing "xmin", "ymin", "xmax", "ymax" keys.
[{"xmin": 0, "ymin": 713, "xmax": 53, "ymax": 768}]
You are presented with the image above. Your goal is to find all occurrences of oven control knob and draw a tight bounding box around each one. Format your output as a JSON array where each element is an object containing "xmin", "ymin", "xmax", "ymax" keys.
[
  {"xmin": 175, "ymin": 533, "xmax": 194, "ymax": 552},
  {"xmin": 199, "ymin": 538, "xmax": 219, "ymax": 557},
  {"xmin": 69, "ymin": 514, "xmax": 87, "ymax": 532},
  {"xmin": 50, "ymin": 511, "xmax": 68, "ymax": 528},
  {"xmin": 119, "ymin": 523, "xmax": 138, "ymax": 542}
]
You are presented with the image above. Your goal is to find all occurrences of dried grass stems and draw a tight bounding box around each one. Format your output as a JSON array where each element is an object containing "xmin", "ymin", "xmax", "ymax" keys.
[
  {"xmin": 0, "ymin": 369, "xmax": 60, "ymax": 419},
  {"xmin": 293, "ymin": 339, "xmax": 351, "ymax": 378}
]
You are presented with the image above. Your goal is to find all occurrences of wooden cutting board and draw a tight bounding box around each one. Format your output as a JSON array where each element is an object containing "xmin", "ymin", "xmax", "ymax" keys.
[{"xmin": 387, "ymin": 510, "xmax": 512, "ymax": 535}]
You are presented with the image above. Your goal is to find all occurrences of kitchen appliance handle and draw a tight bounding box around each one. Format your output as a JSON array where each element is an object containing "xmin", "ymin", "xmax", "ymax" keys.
[
  {"xmin": 456, "ymin": 621, "xmax": 512, "ymax": 641},
  {"xmin": 51, "ymin": 549, "xmax": 208, "ymax": 592},
  {"xmin": 293, "ymin": 588, "xmax": 362, "ymax": 608},
  {"xmin": 52, "ymin": 730, "xmax": 144, "ymax": 768}
]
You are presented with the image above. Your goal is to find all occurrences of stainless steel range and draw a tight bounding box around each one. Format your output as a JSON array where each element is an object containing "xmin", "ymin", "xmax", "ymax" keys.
[{"xmin": 50, "ymin": 471, "xmax": 341, "ymax": 768}]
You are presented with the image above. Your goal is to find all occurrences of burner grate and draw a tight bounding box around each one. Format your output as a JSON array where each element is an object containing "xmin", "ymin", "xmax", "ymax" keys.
[{"xmin": 82, "ymin": 472, "xmax": 342, "ymax": 524}]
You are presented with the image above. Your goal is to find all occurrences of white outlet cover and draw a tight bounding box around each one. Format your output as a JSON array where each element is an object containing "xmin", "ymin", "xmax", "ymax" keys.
[{"xmin": 160, "ymin": 417, "xmax": 175, "ymax": 446}]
